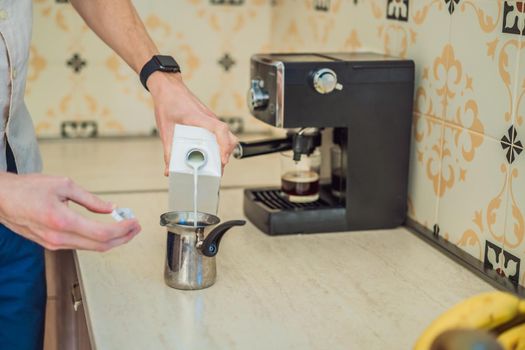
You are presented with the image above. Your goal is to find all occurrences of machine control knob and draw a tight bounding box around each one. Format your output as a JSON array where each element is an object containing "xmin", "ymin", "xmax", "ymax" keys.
[
  {"xmin": 248, "ymin": 79, "xmax": 270, "ymax": 113},
  {"xmin": 312, "ymin": 68, "xmax": 343, "ymax": 94}
]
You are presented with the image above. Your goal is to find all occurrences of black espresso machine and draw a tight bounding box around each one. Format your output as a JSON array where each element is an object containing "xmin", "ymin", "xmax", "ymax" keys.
[{"xmin": 234, "ymin": 52, "xmax": 414, "ymax": 235}]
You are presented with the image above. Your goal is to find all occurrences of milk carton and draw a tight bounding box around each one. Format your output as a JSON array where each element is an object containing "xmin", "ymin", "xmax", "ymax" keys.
[{"xmin": 168, "ymin": 125, "xmax": 221, "ymax": 215}]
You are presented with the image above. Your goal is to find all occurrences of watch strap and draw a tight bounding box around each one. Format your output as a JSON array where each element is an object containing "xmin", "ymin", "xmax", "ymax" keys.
[{"xmin": 139, "ymin": 55, "xmax": 181, "ymax": 91}]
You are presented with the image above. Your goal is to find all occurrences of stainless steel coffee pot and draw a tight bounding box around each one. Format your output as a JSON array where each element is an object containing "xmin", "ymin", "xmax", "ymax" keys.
[{"xmin": 160, "ymin": 211, "xmax": 246, "ymax": 290}]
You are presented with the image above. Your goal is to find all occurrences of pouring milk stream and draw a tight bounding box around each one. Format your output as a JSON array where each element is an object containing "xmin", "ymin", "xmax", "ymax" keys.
[
  {"xmin": 168, "ymin": 125, "xmax": 222, "ymax": 218},
  {"xmin": 186, "ymin": 149, "xmax": 206, "ymax": 227}
]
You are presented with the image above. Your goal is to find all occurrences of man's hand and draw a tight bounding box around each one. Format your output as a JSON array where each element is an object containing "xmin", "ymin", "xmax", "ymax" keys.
[
  {"xmin": 147, "ymin": 72, "xmax": 238, "ymax": 176},
  {"xmin": 0, "ymin": 173, "xmax": 141, "ymax": 251}
]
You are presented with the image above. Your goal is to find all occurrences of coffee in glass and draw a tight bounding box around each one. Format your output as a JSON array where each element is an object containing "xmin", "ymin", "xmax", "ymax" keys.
[{"xmin": 280, "ymin": 149, "xmax": 321, "ymax": 203}]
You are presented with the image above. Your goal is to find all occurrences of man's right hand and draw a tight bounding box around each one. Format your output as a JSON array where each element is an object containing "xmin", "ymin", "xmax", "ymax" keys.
[{"xmin": 0, "ymin": 173, "xmax": 141, "ymax": 251}]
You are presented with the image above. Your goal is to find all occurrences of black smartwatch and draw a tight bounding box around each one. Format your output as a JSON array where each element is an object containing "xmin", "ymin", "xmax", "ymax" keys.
[{"xmin": 139, "ymin": 55, "xmax": 181, "ymax": 91}]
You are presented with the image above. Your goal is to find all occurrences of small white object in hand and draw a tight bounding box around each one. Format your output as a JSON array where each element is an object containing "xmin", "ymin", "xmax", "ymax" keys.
[{"xmin": 111, "ymin": 208, "xmax": 135, "ymax": 222}]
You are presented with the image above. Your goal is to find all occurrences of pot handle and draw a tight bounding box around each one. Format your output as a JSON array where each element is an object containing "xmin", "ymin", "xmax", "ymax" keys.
[{"xmin": 200, "ymin": 220, "xmax": 246, "ymax": 257}]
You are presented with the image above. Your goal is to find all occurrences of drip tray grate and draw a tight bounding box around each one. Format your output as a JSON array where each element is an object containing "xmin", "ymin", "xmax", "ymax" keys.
[{"xmin": 250, "ymin": 189, "xmax": 332, "ymax": 210}]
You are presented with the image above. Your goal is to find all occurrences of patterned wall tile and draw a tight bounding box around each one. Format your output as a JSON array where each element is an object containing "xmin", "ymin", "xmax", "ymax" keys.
[
  {"xmin": 26, "ymin": 62, "xmax": 74, "ymax": 137},
  {"xmin": 82, "ymin": 63, "xmax": 156, "ymax": 136},
  {"xmin": 501, "ymin": 125, "xmax": 523, "ymax": 164},
  {"xmin": 408, "ymin": 1, "xmax": 452, "ymax": 120},
  {"xmin": 313, "ymin": 0, "xmax": 330, "ymax": 12},
  {"xmin": 447, "ymin": 0, "xmax": 521, "ymax": 140},
  {"xmin": 270, "ymin": 0, "xmax": 307, "ymax": 52},
  {"xmin": 373, "ymin": 0, "xmax": 409, "ymax": 58},
  {"xmin": 317, "ymin": 0, "xmax": 358, "ymax": 50},
  {"xmin": 61, "ymin": 120, "xmax": 98, "ymax": 138},
  {"xmin": 66, "ymin": 53, "xmax": 87, "ymax": 73},
  {"xmin": 386, "ymin": 0, "xmax": 409, "ymax": 22},
  {"xmin": 502, "ymin": 0, "xmax": 525, "ymax": 36},
  {"xmin": 28, "ymin": 0, "xmax": 273, "ymax": 137},
  {"xmin": 407, "ymin": 114, "xmax": 443, "ymax": 229},
  {"xmin": 503, "ymin": 116, "xmax": 525, "ymax": 287},
  {"xmin": 32, "ymin": 0, "xmax": 84, "ymax": 63},
  {"xmin": 437, "ymin": 126, "xmax": 510, "ymax": 262},
  {"xmin": 499, "ymin": 8, "xmax": 523, "ymax": 287},
  {"xmin": 514, "ymin": 28, "xmax": 525, "ymax": 158},
  {"xmin": 28, "ymin": 0, "xmax": 525, "ymax": 141},
  {"xmin": 210, "ymin": 0, "xmax": 245, "ymax": 5},
  {"xmin": 335, "ymin": 0, "xmax": 383, "ymax": 52},
  {"xmin": 443, "ymin": 0, "xmax": 460, "ymax": 15},
  {"xmin": 270, "ymin": 0, "xmax": 375, "ymax": 53},
  {"xmin": 484, "ymin": 240, "xmax": 517, "ymax": 285},
  {"xmin": 218, "ymin": 53, "xmax": 236, "ymax": 72},
  {"xmin": 271, "ymin": 0, "xmax": 335, "ymax": 52}
]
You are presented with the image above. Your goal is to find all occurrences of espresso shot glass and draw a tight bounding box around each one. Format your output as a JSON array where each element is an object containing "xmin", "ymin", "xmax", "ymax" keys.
[{"xmin": 280, "ymin": 149, "xmax": 321, "ymax": 203}]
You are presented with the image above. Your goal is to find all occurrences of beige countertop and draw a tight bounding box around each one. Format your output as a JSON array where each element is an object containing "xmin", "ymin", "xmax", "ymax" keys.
[{"xmin": 75, "ymin": 189, "xmax": 495, "ymax": 350}]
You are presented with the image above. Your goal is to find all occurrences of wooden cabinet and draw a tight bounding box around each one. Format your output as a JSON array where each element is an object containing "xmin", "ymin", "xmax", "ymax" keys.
[{"xmin": 44, "ymin": 250, "xmax": 92, "ymax": 350}]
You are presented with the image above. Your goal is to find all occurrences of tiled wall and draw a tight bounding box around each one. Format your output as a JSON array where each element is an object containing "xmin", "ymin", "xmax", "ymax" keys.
[
  {"xmin": 27, "ymin": 0, "xmax": 272, "ymax": 137},
  {"xmin": 270, "ymin": 0, "xmax": 525, "ymax": 289}
]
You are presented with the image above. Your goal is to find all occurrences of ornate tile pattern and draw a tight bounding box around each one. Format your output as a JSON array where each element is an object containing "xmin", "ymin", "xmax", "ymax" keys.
[
  {"xmin": 66, "ymin": 53, "xmax": 86, "ymax": 74},
  {"xmin": 444, "ymin": 0, "xmax": 461, "ymax": 15},
  {"xmin": 210, "ymin": 0, "xmax": 244, "ymax": 5},
  {"xmin": 29, "ymin": 0, "xmax": 273, "ymax": 136},
  {"xmin": 484, "ymin": 240, "xmax": 521, "ymax": 286},
  {"xmin": 501, "ymin": 125, "xmax": 524, "ymax": 164},
  {"xmin": 218, "ymin": 53, "xmax": 236, "ymax": 72},
  {"xmin": 61, "ymin": 121, "xmax": 98, "ymax": 138},
  {"xmin": 314, "ymin": 0, "xmax": 330, "ymax": 12},
  {"xmin": 502, "ymin": 1, "xmax": 525, "ymax": 35},
  {"xmin": 387, "ymin": 0, "xmax": 409, "ymax": 22}
]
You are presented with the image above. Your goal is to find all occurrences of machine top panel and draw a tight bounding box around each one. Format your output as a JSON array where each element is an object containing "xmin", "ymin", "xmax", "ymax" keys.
[
  {"xmin": 248, "ymin": 51, "xmax": 415, "ymax": 128},
  {"xmin": 268, "ymin": 54, "xmax": 335, "ymax": 62},
  {"xmin": 253, "ymin": 52, "xmax": 411, "ymax": 65},
  {"xmin": 321, "ymin": 52, "xmax": 406, "ymax": 62}
]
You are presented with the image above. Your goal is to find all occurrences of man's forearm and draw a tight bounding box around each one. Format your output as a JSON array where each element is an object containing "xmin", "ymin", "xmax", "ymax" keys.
[{"xmin": 69, "ymin": 0, "xmax": 158, "ymax": 73}]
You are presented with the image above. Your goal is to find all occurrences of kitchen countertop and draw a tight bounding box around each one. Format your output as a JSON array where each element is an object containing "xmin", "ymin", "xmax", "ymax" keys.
[{"xmin": 75, "ymin": 189, "xmax": 495, "ymax": 350}]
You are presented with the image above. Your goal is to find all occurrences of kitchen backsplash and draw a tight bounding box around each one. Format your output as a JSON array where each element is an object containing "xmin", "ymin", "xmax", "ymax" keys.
[
  {"xmin": 27, "ymin": 0, "xmax": 273, "ymax": 137},
  {"xmin": 270, "ymin": 0, "xmax": 525, "ymax": 290},
  {"xmin": 27, "ymin": 1, "xmax": 525, "ymax": 289}
]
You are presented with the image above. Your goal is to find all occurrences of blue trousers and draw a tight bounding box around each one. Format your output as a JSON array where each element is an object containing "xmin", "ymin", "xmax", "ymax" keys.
[{"xmin": 0, "ymin": 144, "xmax": 46, "ymax": 350}]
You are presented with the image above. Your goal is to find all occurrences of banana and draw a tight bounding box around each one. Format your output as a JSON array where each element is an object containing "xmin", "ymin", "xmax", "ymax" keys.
[
  {"xmin": 498, "ymin": 323, "xmax": 525, "ymax": 350},
  {"xmin": 414, "ymin": 291, "xmax": 525, "ymax": 350}
]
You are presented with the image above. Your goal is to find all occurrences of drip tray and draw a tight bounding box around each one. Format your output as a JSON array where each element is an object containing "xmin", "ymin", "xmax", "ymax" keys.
[
  {"xmin": 243, "ymin": 186, "xmax": 349, "ymax": 235},
  {"xmin": 251, "ymin": 189, "xmax": 332, "ymax": 211}
]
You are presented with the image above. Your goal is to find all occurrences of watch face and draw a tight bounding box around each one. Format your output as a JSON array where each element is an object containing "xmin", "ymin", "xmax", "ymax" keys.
[{"xmin": 155, "ymin": 55, "xmax": 178, "ymax": 69}]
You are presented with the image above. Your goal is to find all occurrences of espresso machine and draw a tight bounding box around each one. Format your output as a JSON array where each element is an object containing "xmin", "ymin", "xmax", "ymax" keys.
[{"xmin": 235, "ymin": 52, "xmax": 414, "ymax": 235}]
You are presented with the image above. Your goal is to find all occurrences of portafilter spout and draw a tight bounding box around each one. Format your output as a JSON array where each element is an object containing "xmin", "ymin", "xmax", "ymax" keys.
[{"xmin": 291, "ymin": 128, "xmax": 322, "ymax": 161}]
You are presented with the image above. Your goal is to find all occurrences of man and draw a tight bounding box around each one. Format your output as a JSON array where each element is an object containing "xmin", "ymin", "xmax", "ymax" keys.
[{"xmin": 0, "ymin": 0, "xmax": 238, "ymax": 349}]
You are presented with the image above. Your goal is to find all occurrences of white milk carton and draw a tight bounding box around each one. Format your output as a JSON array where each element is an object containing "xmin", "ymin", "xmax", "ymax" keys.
[{"xmin": 168, "ymin": 124, "xmax": 221, "ymax": 215}]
